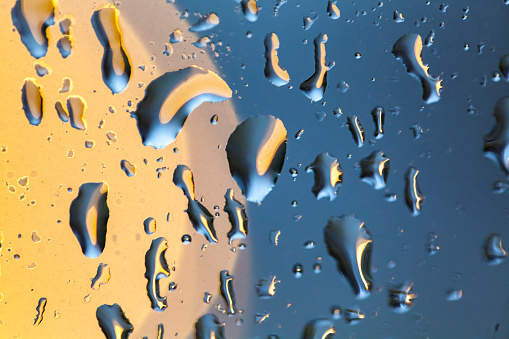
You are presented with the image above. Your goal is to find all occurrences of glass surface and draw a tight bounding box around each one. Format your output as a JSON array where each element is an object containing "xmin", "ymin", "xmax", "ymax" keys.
[{"xmin": 1, "ymin": 1, "xmax": 509, "ymax": 338}]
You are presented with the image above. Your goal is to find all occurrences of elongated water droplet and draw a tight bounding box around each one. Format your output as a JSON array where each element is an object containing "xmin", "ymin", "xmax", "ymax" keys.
[
  {"xmin": 173, "ymin": 165, "xmax": 218, "ymax": 243},
  {"xmin": 324, "ymin": 215, "xmax": 373, "ymax": 299},
  {"xmin": 393, "ymin": 33, "xmax": 442, "ymax": 104},
  {"xmin": 91, "ymin": 263, "xmax": 111, "ymax": 290},
  {"xmin": 135, "ymin": 66, "xmax": 232, "ymax": 149},
  {"xmin": 302, "ymin": 318, "xmax": 335, "ymax": 339},
  {"xmin": 371, "ymin": 106, "xmax": 385, "ymax": 139},
  {"xmin": 446, "ymin": 289, "xmax": 462, "ymax": 301},
  {"xmin": 189, "ymin": 13, "xmax": 219, "ymax": 32},
  {"xmin": 405, "ymin": 167, "xmax": 424, "ymax": 216},
  {"xmin": 96, "ymin": 303, "xmax": 133, "ymax": 339},
  {"xmin": 306, "ymin": 152, "xmax": 343, "ymax": 201},
  {"xmin": 55, "ymin": 100, "xmax": 69, "ymax": 122},
  {"xmin": 143, "ymin": 217, "xmax": 156, "ymax": 235},
  {"xmin": 69, "ymin": 182, "xmax": 109, "ymax": 259},
  {"xmin": 264, "ymin": 33, "xmax": 290, "ymax": 87},
  {"xmin": 499, "ymin": 54, "xmax": 509, "ymax": 80},
  {"xmin": 67, "ymin": 95, "xmax": 87, "ymax": 130},
  {"xmin": 425, "ymin": 29, "xmax": 435, "ymax": 47},
  {"xmin": 224, "ymin": 189, "xmax": 248, "ymax": 244},
  {"xmin": 255, "ymin": 275, "xmax": 279, "ymax": 298},
  {"xmin": 484, "ymin": 233, "xmax": 507, "ymax": 265},
  {"xmin": 12, "ymin": 0, "xmax": 55, "ymax": 59},
  {"xmin": 57, "ymin": 34, "xmax": 73, "ymax": 58},
  {"xmin": 195, "ymin": 314, "xmax": 225, "ymax": 339},
  {"xmin": 120, "ymin": 159, "xmax": 136, "ymax": 177},
  {"xmin": 347, "ymin": 115, "xmax": 365, "ymax": 147},
  {"xmin": 22, "ymin": 78, "xmax": 43, "ymax": 126},
  {"xmin": 226, "ymin": 115, "xmax": 287, "ymax": 203},
  {"xmin": 300, "ymin": 33, "xmax": 331, "ymax": 102},
  {"xmin": 220, "ymin": 270, "xmax": 237, "ymax": 315},
  {"xmin": 389, "ymin": 282, "xmax": 417, "ymax": 313},
  {"xmin": 327, "ymin": 0, "xmax": 340, "ymax": 19},
  {"xmin": 92, "ymin": 5, "xmax": 131, "ymax": 94},
  {"xmin": 145, "ymin": 237, "xmax": 170, "ymax": 311},
  {"xmin": 344, "ymin": 308, "xmax": 365, "ymax": 325},
  {"xmin": 33, "ymin": 297, "xmax": 47, "ymax": 326},
  {"xmin": 360, "ymin": 151, "xmax": 390, "ymax": 190},
  {"xmin": 156, "ymin": 323, "xmax": 164, "ymax": 339},
  {"xmin": 241, "ymin": 0, "xmax": 259, "ymax": 22},
  {"xmin": 484, "ymin": 97, "xmax": 509, "ymax": 176}
]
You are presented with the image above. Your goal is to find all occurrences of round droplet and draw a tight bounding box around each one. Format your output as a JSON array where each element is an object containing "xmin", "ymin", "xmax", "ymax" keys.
[
  {"xmin": 210, "ymin": 115, "xmax": 219, "ymax": 125},
  {"xmin": 293, "ymin": 264, "xmax": 303, "ymax": 278},
  {"xmin": 355, "ymin": 52, "xmax": 361, "ymax": 59},
  {"xmin": 246, "ymin": 31, "xmax": 253, "ymax": 38},
  {"xmin": 169, "ymin": 282, "xmax": 177, "ymax": 291},
  {"xmin": 331, "ymin": 306, "xmax": 341, "ymax": 320},
  {"xmin": 182, "ymin": 234, "xmax": 192, "ymax": 244},
  {"xmin": 291, "ymin": 200, "xmax": 298, "ymax": 207},
  {"xmin": 313, "ymin": 263, "xmax": 322, "ymax": 273}
]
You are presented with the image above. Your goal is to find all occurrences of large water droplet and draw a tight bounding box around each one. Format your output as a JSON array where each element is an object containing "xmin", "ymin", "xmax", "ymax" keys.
[
  {"xmin": 264, "ymin": 33, "xmax": 290, "ymax": 87},
  {"xmin": 92, "ymin": 5, "xmax": 131, "ymax": 94},
  {"xmin": 241, "ymin": 0, "xmax": 259, "ymax": 22},
  {"xmin": 301, "ymin": 318, "xmax": 336, "ymax": 339},
  {"xmin": 360, "ymin": 151, "xmax": 390, "ymax": 190},
  {"xmin": 91, "ymin": 263, "xmax": 111, "ymax": 290},
  {"xmin": 21, "ymin": 78, "xmax": 43, "ymax": 126},
  {"xmin": 135, "ymin": 66, "xmax": 232, "ymax": 149},
  {"xmin": 327, "ymin": 1, "xmax": 340, "ymax": 19},
  {"xmin": 195, "ymin": 313, "xmax": 225, "ymax": 339},
  {"xmin": 220, "ymin": 270, "xmax": 237, "ymax": 315},
  {"xmin": 393, "ymin": 33, "xmax": 442, "ymax": 104},
  {"xmin": 69, "ymin": 182, "xmax": 109, "ymax": 259},
  {"xmin": 484, "ymin": 233, "xmax": 507, "ymax": 265},
  {"xmin": 96, "ymin": 303, "xmax": 133, "ymax": 339},
  {"xmin": 11, "ymin": 0, "xmax": 55, "ymax": 59},
  {"xmin": 67, "ymin": 95, "xmax": 87, "ymax": 131},
  {"xmin": 306, "ymin": 152, "xmax": 343, "ymax": 201},
  {"xmin": 405, "ymin": 167, "xmax": 424, "ymax": 216},
  {"xmin": 324, "ymin": 215, "xmax": 373, "ymax": 299},
  {"xmin": 300, "ymin": 33, "xmax": 332, "ymax": 102},
  {"xmin": 226, "ymin": 115, "xmax": 287, "ymax": 203},
  {"xmin": 484, "ymin": 97, "xmax": 509, "ymax": 176},
  {"xmin": 144, "ymin": 237, "xmax": 170, "ymax": 311},
  {"xmin": 224, "ymin": 188, "xmax": 248, "ymax": 244}
]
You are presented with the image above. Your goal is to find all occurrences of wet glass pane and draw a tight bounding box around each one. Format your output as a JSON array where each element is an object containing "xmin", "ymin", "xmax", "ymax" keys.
[{"xmin": 1, "ymin": 0, "xmax": 509, "ymax": 338}]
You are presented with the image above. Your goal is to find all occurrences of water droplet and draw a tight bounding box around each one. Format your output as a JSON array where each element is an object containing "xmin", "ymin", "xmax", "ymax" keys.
[
  {"xmin": 168, "ymin": 282, "xmax": 177, "ymax": 292},
  {"xmin": 31, "ymin": 231, "xmax": 41, "ymax": 243},
  {"xmin": 224, "ymin": 189, "xmax": 248, "ymax": 244},
  {"xmin": 393, "ymin": 33, "xmax": 442, "ymax": 104},
  {"xmin": 143, "ymin": 217, "xmax": 156, "ymax": 235},
  {"xmin": 96, "ymin": 303, "xmax": 133, "ymax": 339},
  {"xmin": 446, "ymin": 289, "xmax": 463, "ymax": 301},
  {"xmin": 303, "ymin": 14, "xmax": 319, "ymax": 30},
  {"xmin": 84, "ymin": 294, "xmax": 92, "ymax": 303},
  {"xmin": 405, "ymin": 167, "xmax": 424, "ymax": 216},
  {"xmin": 499, "ymin": 54, "xmax": 509, "ymax": 80},
  {"xmin": 331, "ymin": 306, "xmax": 341, "ymax": 320},
  {"xmin": 54, "ymin": 100, "xmax": 69, "ymax": 123},
  {"xmin": 69, "ymin": 182, "xmax": 109, "ymax": 258},
  {"xmin": 337, "ymin": 80, "xmax": 349, "ymax": 93},
  {"xmin": 425, "ymin": 29, "xmax": 435, "ymax": 47},
  {"xmin": 300, "ymin": 33, "xmax": 331, "ymax": 102},
  {"xmin": 181, "ymin": 234, "xmax": 192, "ymax": 244},
  {"xmin": 255, "ymin": 311, "xmax": 270, "ymax": 324},
  {"xmin": 484, "ymin": 97, "xmax": 509, "ymax": 176},
  {"xmin": 33, "ymin": 297, "xmax": 47, "ymax": 326},
  {"xmin": 67, "ymin": 95, "xmax": 87, "ymax": 131},
  {"xmin": 144, "ymin": 237, "xmax": 170, "ymax": 311},
  {"xmin": 371, "ymin": 106, "xmax": 385, "ymax": 139},
  {"xmin": 426, "ymin": 232, "xmax": 440, "ymax": 255},
  {"xmin": 347, "ymin": 115, "xmax": 365, "ymax": 147},
  {"xmin": 306, "ymin": 152, "xmax": 343, "ymax": 201},
  {"xmin": 344, "ymin": 308, "xmax": 365, "ymax": 325},
  {"xmin": 210, "ymin": 114, "xmax": 219, "ymax": 125},
  {"xmin": 11, "ymin": 0, "xmax": 55, "ymax": 58},
  {"xmin": 241, "ymin": 0, "xmax": 259, "ymax": 22},
  {"xmin": 354, "ymin": 52, "xmax": 361, "ymax": 59},
  {"xmin": 220, "ymin": 270, "xmax": 237, "ymax": 314},
  {"xmin": 169, "ymin": 29, "xmax": 182, "ymax": 43},
  {"xmin": 22, "ymin": 78, "xmax": 43, "ymax": 126},
  {"xmin": 264, "ymin": 33, "xmax": 290, "ymax": 87},
  {"xmin": 92, "ymin": 6, "xmax": 131, "ymax": 94},
  {"xmin": 189, "ymin": 13, "xmax": 220, "ymax": 32},
  {"xmin": 324, "ymin": 215, "xmax": 373, "ymax": 299},
  {"xmin": 195, "ymin": 313, "xmax": 225, "ymax": 339},
  {"xmin": 91, "ymin": 263, "xmax": 111, "ymax": 290},
  {"xmin": 295, "ymin": 129, "xmax": 304, "ymax": 140},
  {"xmin": 389, "ymin": 282, "xmax": 417, "ymax": 313},
  {"xmin": 360, "ymin": 151, "xmax": 390, "ymax": 190},
  {"xmin": 269, "ymin": 229, "xmax": 280, "ymax": 246},
  {"xmin": 27, "ymin": 261, "xmax": 37, "ymax": 269},
  {"xmin": 256, "ymin": 275, "xmax": 279, "ymax": 298},
  {"xmin": 85, "ymin": 140, "xmax": 95, "ymax": 149},
  {"xmin": 327, "ymin": 1, "xmax": 340, "ymax": 19},
  {"xmin": 226, "ymin": 115, "xmax": 287, "ymax": 203},
  {"xmin": 393, "ymin": 10, "xmax": 404, "ymax": 22},
  {"xmin": 120, "ymin": 159, "xmax": 136, "ymax": 177},
  {"xmin": 173, "ymin": 165, "xmax": 218, "ymax": 243},
  {"xmin": 302, "ymin": 318, "xmax": 335, "ymax": 338},
  {"xmin": 135, "ymin": 66, "xmax": 231, "ymax": 149},
  {"xmin": 484, "ymin": 233, "xmax": 507, "ymax": 265},
  {"xmin": 203, "ymin": 292, "xmax": 212, "ymax": 304},
  {"xmin": 34, "ymin": 61, "xmax": 51, "ymax": 77},
  {"xmin": 293, "ymin": 263, "xmax": 303, "ymax": 278}
]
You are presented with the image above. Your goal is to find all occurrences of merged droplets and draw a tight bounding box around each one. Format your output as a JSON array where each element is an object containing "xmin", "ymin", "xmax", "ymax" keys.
[
  {"xmin": 324, "ymin": 215, "xmax": 373, "ymax": 299},
  {"xmin": 389, "ymin": 282, "xmax": 417, "ymax": 313},
  {"xmin": 173, "ymin": 165, "xmax": 217, "ymax": 243},
  {"xmin": 300, "ymin": 33, "xmax": 332, "ymax": 102},
  {"xmin": 264, "ymin": 33, "xmax": 290, "ymax": 87},
  {"xmin": 224, "ymin": 189, "xmax": 248, "ymax": 244},
  {"xmin": 195, "ymin": 314, "xmax": 225, "ymax": 339},
  {"xmin": 305, "ymin": 152, "xmax": 343, "ymax": 201},
  {"xmin": 301, "ymin": 319, "xmax": 335, "ymax": 339},
  {"xmin": 96, "ymin": 303, "xmax": 133, "ymax": 339},
  {"xmin": 69, "ymin": 182, "xmax": 109, "ymax": 259},
  {"xmin": 92, "ymin": 5, "xmax": 131, "ymax": 94},
  {"xmin": 144, "ymin": 237, "xmax": 170, "ymax": 311},
  {"xmin": 220, "ymin": 270, "xmax": 237, "ymax": 315},
  {"xmin": 360, "ymin": 151, "xmax": 390, "ymax": 190},
  {"xmin": 22, "ymin": 78, "xmax": 43, "ymax": 126},
  {"xmin": 12, "ymin": 0, "xmax": 56, "ymax": 59},
  {"xmin": 484, "ymin": 97, "xmax": 509, "ymax": 176},
  {"xmin": 135, "ymin": 66, "xmax": 232, "ymax": 149},
  {"xmin": 392, "ymin": 33, "xmax": 442, "ymax": 104},
  {"xmin": 484, "ymin": 233, "xmax": 507, "ymax": 265},
  {"xmin": 405, "ymin": 167, "xmax": 424, "ymax": 216},
  {"xmin": 226, "ymin": 115, "xmax": 287, "ymax": 203}
]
